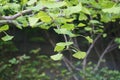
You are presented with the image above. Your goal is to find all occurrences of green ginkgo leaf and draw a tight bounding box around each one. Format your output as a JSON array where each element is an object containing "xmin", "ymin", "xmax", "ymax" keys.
[
  {"xmin": 28, "ymin": 17, "xmax": 39, "ymax": 27},
  {"xmin": 54, "ymin": 28, "xmax": 76, "ymax": 37},
  {"xmin": 54, "ymin": 45, "xmax": 65, "ymax": 52},
  {"xmin": 36, "ymin": 11, "xmax": 52, "ymax": 23},
  {"xmin": 54, "ymin": 42, "xmax": 73, "ymax": 52},
  {"xmin": 0, "ymin": 25, "xmax": 9, "ymax": 32},
  {"xmin": 61, "ymin": 23, "xmax": 74, "ymax": 30},
  {"xmin": 85, "ymin": 36, "xmax": 93, "ymax": 43},
  {"xmin": 84, "ymin": 27, "xmax": 92, "ymax": 31},
  {"xmin": 64, "ymin": 3, "xmax": 82, "ymax": 15},
  {"xmin": 102, "ymin": 6, "xmax": 120, "ymax": 14},
  {"xmin": 78, "ymin": 23, "xmax": 86, "ymax": 27},
  {"xmin": 27, "ymin": 0, "xmax": 37, "ymax": 5},
  {"xmin": 50, "ymin": 53, "xmax": 63, "ymax": 61},
  {"xmin": 40, "ymin": 1, "xmax": 66, "ymax": 8},
  {"xmin": 56, "ymin": 42, "xmax": 73, "ymax": 46},
  {"xmin": 81, "ymin": 7, "xmax": 91, "ymax": 15},
  {"xmin": 73, "ymin": 51, "xmax": 86, "ymax": 59},
  {"xmin": 1, "ymin": 35, "xmax": 14, "ymax": 41}
]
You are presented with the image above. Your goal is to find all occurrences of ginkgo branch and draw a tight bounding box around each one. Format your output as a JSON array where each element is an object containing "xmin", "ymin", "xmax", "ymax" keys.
[{"xmin": 0, "ymin": 9, "xmax": 32, "ymax": 20}]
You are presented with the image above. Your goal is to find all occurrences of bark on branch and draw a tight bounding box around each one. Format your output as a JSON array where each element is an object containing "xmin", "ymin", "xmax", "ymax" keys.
[
  {"xmin": 94, "ymin": 39, "xmax": 117, "ymax": 71},
  {"xmin": 0, "ymin": 9, "xmax": 32, "ymax": 20},
  {"xmin": 82, "ymin": 33, "xmax": 102, "ymax": 70}
]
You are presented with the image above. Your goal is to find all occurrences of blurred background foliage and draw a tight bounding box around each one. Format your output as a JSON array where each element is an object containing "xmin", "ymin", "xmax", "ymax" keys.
[{"xmin": 0, "ymin": 0, "xmax": 120, "ymax": 80}]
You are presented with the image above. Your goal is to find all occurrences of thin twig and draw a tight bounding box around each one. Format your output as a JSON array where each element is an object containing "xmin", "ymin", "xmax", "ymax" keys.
[
  {"xmin": 63, "ymin": 57, "xmax": 79, "ymax": 80},
  {"xmin": 82, "ymin": 33, "xmax": 102, "ymax": 71},
  {"xmin": 45, "ymin": 31, "xmax": 56, "ymax": 47},
  {"xmin": 63, "ymin": 56, "xmax": 81, "ymax": 71},
  {"xmin": 94, "ymin": 39, "xmax": 114, "ymax": 71},
  {"xmin": 94, "ymin": 46, "xmax": 100, "ymax": 57}
]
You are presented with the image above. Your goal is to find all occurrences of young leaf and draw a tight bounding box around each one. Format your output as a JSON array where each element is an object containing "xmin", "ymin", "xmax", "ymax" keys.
[
  {"xmin": 28, "ymin": 17, "xmax": 39, "ymax": 27},
  {"xmin": 89, "ymin": 20, "xmax": 101, "ymax": 24},
  {"xmin": 61, "ymin": 23, "xmax": 74, "ymax": 30},
  {"xmin": 64, "ymin": 3, "xmax": 82, "ymax": 15},
  {"xmin": 56, "ymin": 42, "xmax": 73, "ymax": 46},
  {"xmin": 73, "ymin": 51, "xmax": 86, "ymax": 59},
  {"xmin": 85, "ymin": 36, "xmax": 93, "ymax": 43},
  {"xmin": 12, "ymin": 21, "xmax": 22, "ymax": 29},
  {"xmin": 50, "ymin": 53, "xmax": 63, "ymax": 61},
  {"xmin": 115, "ymin": 38, "xmax": 120, "ymax": 44},
  {"xmin": 81, "ymin": 7, "xmax": 91, "ymax": 15},
  {"xmin": 78, "ymin": 23, "xmax": 86, "ymax": 27},
  {"xmin": 54, "ymin": 28, "xmax": 68, "ymax": 34},
  {"xmin": 100, "ymin": 13, "xmax": 112, "ymax": 23},
  {"xmin": 102, "ymin": 6, "xmax": 120, "ymax": 14},
  {"xmin": 27, "ymin": 0, "xmax": 37, "ymax": 5},
  {"xmin": 103, "ymin": 33, "xmax": 107, "ymax": 38},
  {"xmin": 79, "ymin": 13, "xmax": 87, "ymax": 20},
  {"xmin": 36, "ymin": 11, "xmax": 52, "ymax": 23},
  {"xmin": 1, "ymin": 35, "xmax": 14, "ymax": 41},
  {"xmin": 54, "ymin": 42, "xmax": 73, "ymax": 52},
  {"xmin": 0, "ymin": 25, "xmax": 9, "ymax": 32},
  {"xmin": 17, "ymin": 16, "xmax": 28, "ymax": 27},
  {"xmin": 9, "ymin": 58, "xmax": 19, "ymax": 64},
  {"xmin": 40, "ymin": 1, "xmax": 66, "ymax": 8},
  {"xmin": 84, "ymin": 27, "xmax": 92, "ymax": 31},
  {"xmin": 54, "ymin": 45, "xmax": 65, "ymax": 52},
  {"xmin": 54, "ymin": 28, "xmax": 76, "ymax": 37},
  {"xmin": 21, "ymin": 0, "xmax": 28, "ymax": 5}
]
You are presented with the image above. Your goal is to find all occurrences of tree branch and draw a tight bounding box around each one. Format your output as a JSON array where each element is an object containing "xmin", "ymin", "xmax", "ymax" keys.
[
  {"xmin": 82, "ymin": 33, "xmax": 102, "ymax": 78},
  {"xmin": 0, "ymin": 9, "xmax": 32, "ymax": 20},
  {"xmin": 94, "ymin": 39, "xmax": 115, "ymax": 71}
]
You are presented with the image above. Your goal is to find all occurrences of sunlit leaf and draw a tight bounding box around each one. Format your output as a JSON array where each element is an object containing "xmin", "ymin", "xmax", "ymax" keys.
[
  {"xmin": 27, "ymin": 0, "xmax": 37, "ymax": 5},
  {"xmin": 84, "ymin": 27, "xmax": 92, "ymax": 31},
  {"xmin": 54, "ymin": 28, "xmax": 76, "ymax": 37},
  {"xmin": 17, "ymin": 16, "xmax": 28, "ymax": 27},
  {"xmin": 103, "ymin": 33, "xmax": 107, "ymax": 38},
  {"xmin": 78, "ymin": 23, "xmax": 86, "ymax": 27},
  {"xmin": 73, "ymin": 51, "xmax": 86, "ymax": 59},
  {"xmin": 28, "ymin": 17, "xmax": 39, "ymax": 27},
  {"xmin": 115, "ymin": 38, "xmax": 120, "ymax": 44},
  {"xmin": 12, "ymin": 21, "xmax": 22, "ymax": 29},
  {"xmin": 36, "ymin": 11, "xmax": 52, "ymax": 23},
  {"xmin": 54, "ymin": 28, "xmax": 67, "ymax": 34},
  {"xmin": 50, "ymin": 53, "xmax": 63, "ymax": 61},
  {"xmin": 1, "ymin": 35, "xmax": 14, "ymax": 41},
  {"xmin": 89, "ymin": 20, "xmax": 101, "ymax": 24},
  {"xmin": 19, "ymin": 54, "xmax": 30, "ymax": 60},
  {"xmin": 40, "ymin": 1, "xmax": 66, "ymax": 8},
  {"xmin": 21, "ymin": 0, "xmax": 28, "ymax": 5},
  {"xmin": 85, "ymin": 36, "xmax": 93, "ymax": 43},
  {"xmin": 102, "ymin": 6, "xmax": 120, "ymax": 14},
  {"xmin": 56, "ymin": 42, "xmax": 73, "ymax": 46},
  {"xmin": 61, "ymin": 23, "xmax": 74, "ymax": 30},
  {"xmin": 79, "ymin": 13, "xmax": 87, "ymax": 20},
  {"xmin": 9, "ymin": 58, "xmax": 19, "ymax": 64},
  {"xmin": 3, "ymin": 3, "xmax": 20, "ymax": 12},
  {"xmin": 54, "ymin": 45, "xmax": 65, "ymax": 52},
  {"xmin": 101, "ymin": 13, "xmax": 112, "ymax": 23},
  {"xmin": 64, "ymin": 3, "xmax": 82, "ymax": 15},
  {"xmin": 0, "ymin": 25, "xmax": 9, "ymax": 32},
  {"xmin": 54, "ymin": 42, "xmax": 73, "ymax": 52},
  {"xmin": 81, "ymin": 7, "xmax": 91, "ymax": 15}
]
